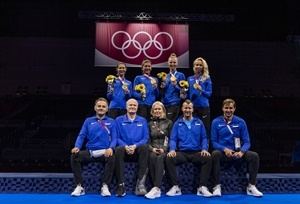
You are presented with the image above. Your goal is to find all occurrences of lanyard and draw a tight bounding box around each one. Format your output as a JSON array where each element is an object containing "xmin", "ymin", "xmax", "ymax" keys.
[
  {"xmin": 98, "ymin": 120, "xmax": 111, "ymax": 136},
  {"xmin": 153, "ymin": 121, "xmax": 165, "ymax": 135},
  {"xmin": 224, "ymin": 118, "xmax": 233, "ymax": 134}
]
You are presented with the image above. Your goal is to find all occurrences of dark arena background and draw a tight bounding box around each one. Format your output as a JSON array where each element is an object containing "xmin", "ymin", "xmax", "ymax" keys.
[{"xmin": 0, "ymin": 0, "xmax": 300, "ymax": 203}]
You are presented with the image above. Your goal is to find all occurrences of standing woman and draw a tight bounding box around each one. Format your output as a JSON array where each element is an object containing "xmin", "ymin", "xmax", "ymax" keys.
[
  {"xmin": 187, "ymin": 57, "xmax": 212, "ymax": 138},
  {"xmin": 107, "ymin": 62, "xmax": 132, "ymax": 119},
  {"xmin": 145, "ymin": 101, "xmax": 173, "ymax": 199},
  {"xmin": 161, "ymin": 53, "xmax": 186, "ymax": 122},
  {"xmin": 132, "ymin": 59, "xmax": 159, "ymax": 121}
]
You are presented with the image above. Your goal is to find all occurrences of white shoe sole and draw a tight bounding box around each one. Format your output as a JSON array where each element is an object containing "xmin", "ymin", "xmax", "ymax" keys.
[
  {"xmin": 71, "ymin": 192, "xmax": 85, "ymax": 197},
  {"xmin": 166, "ymin": 192, "xmax": 182, "ymax": 196}
]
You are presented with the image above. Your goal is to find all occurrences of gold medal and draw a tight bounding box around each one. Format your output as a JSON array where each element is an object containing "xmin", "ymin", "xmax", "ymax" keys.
[
  {"xmin": 151, "ymin": 79, "xmax": 156, "ymax": 84},
  {"xmin": 171, "ymin": 76, "xmax": 176, "ymax": 82},
  {"xmin": 122, "ymin": 84, "xmax": 127, "ymax": 90},
  {"xmin": 193, "ymin": 83, "xmax": 198, "ymax": 89}
]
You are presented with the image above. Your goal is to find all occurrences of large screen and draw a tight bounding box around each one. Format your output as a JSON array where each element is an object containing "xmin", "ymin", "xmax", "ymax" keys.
[{"xmin": 95, "ymin": 22, "xmax": 189, "ymax": 68}]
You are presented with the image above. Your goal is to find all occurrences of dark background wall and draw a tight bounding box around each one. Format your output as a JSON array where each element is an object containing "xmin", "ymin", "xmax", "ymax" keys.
[
  {"xmin": 0, "ymin": 37, "xmax": 299, "ymax": 97},
  {"xmin": 0, "ymin": 0, "xmax": 300, "ymax": 97}
]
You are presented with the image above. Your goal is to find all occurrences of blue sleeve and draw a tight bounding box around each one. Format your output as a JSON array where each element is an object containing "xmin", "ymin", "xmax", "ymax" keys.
[
  {"xmin": 74, "ymin": 119, "xmax": 88, "ymax": 149},
  {"xmin": 125, "ymin": 81, "xmax": 133, "ymax": 100},
  {"xmin": 211, "ymin": 119, "xmax": 224, "ymax": 151},
  {"xmin": 175, "ymin": 73, "xmax": 186, "ymax": 91},
  {"xmin": 135, "ymin": 119, "xmax": 149, "ymax": 147},
  {"xmin": 169, "ymin": 120, "xmax": 179, "ymax": 151},
  {"xmin": 116, "ymin": 118, "xmax": 127, "ymax": 146},
  {"xmin": 107, "ymin": 85, "xmax": 113, "ymax": 100},
  {"xmin": 201, "ymin": 77, "xmax": 212, "ymax": 99},
  {"xmin": 154, "ymin": 77, "xmax": 159, "ymax": 97},
  {"xmin": 240, "ymin": 121, "xmax": 251, "ymax": 152},
  {"xmin": 132, "ymin": 76, "xmax": 142, "ymax": 100},
  {"xmin": 109, "ymin": 119, "xmax": 117, "ymax": 149}
]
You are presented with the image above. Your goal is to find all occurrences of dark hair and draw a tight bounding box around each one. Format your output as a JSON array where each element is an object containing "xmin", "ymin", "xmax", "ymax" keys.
[{"xmin": 184, "ymin": 99, "xmax": 192, "ymax": 104}]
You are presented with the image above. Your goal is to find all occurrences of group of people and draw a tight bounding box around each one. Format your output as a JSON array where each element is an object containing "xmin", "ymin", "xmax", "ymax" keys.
[
  {"xmin": 70, "ymin": 53, "xmax": 263, "ymax": 199},
  {"xmin": 107, "ymin": 53, "xmax": 211, "ymax": 128}
]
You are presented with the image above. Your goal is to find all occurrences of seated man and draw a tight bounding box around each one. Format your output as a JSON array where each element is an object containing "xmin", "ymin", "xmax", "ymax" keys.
[
  {"xmin": 115, "ymin": 98, "xmax": 149, "ymax": 197},
  {"xmin": 70, "ymin": 97, "xmax": 117, "ymax": 197},
  {"xmin": 211, "ymin": 98, "xmax": 263, "ymax": 197},
  {"xmin": 166, "ymin": 99, "xmax": 212, "ymax": 197}
]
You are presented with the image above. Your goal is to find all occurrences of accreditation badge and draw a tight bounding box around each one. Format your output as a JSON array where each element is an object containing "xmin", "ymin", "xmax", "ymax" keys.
[{"xmin": 234, "ymin": 137, "xmax": 241, "ymax": 151}]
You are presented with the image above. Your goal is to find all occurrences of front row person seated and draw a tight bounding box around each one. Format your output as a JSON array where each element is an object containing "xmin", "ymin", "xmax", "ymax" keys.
[
  {"xmin": 114, "ymin": 98, "xmax": 150, "ymax": 197},
  {"xmin": 210, "ymin": 98, "xmax": 263, "ymax": 197},
  {"xmin": 145, "ymin": 101, "xmax": 173, "ymax": 199},
  {"xmin": 70, "ymin": 97, "xmax": 263, "ymax": 198},
  {"xmin": 166, "ymin": 99, "xmax": 213, "ymax": 197},
  {"xmin": 70, "ymin": 97, "xmax": 117, "ymax": 197}
]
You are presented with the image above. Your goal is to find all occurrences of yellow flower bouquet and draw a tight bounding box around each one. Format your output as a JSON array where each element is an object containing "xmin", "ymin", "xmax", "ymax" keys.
[
  {"xmin": 135, "ymin": 83, "xmax": 146, "ymax": 101},
  {"xmin": 157, "ymin": 72, "xmax": 167, "ymax": 81},
  {"xmin": 179, "ymin": 80, "xmax": 189, "ymax": 93},
  {"xmin": 105, "ymin": 75, "xmax": 117, "ymax": 86}
]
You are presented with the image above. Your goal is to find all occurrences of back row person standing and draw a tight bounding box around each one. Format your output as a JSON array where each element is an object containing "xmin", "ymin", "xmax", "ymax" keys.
[
  {"xmin": 187, "ymin": 57, "xmax": 212, "ymax": 139},
  {"xmin": 107, "ymin": 62, "xmax": 132, "ymax": 119},
  {"xmin": 133, "ymin": 59, "xmax": 159, "ymax": 122},
  {"xmin": 161, "ymin": 53, "xmax": 186, "ymax": 122}
]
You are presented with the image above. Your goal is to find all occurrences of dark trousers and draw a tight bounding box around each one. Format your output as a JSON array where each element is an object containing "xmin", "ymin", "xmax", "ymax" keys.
[
  {"xmin": 115, "ymin": 144, "xmax": 149, "ymax": 185},
  {"xmin": 70, "ymin": 150, "xmax": 115, "ymax": 187},
  {"xmin": 108, "ymin": 108, "xmax": 127, "ymax": 119},
  {"xmin": 211, "ymin": 150, "xmax": 260, "ymax": 186},
  {"xmin": 165, "ymin": 151, "xmax": 212, "ymax": 187},
  {"xmin": 137, "ymin": 104, "xmax": 152, "ymax": 122},
  {"xmin": 193, "ymin": 106, "xmax": 211, "ymax": 151},
  {"xmin": 148, "ymin": 152, "xmax": 166, "ymax": 188},
  {"xmin": 193, "ymin": 106, "xmax": 211, "ymax": 138},
  {"xmin": 165, "ymin": 104, "xmax": 180, "ymax": 122}
]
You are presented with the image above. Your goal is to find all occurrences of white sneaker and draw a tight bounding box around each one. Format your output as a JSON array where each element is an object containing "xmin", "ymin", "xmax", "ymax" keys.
[
  {"xmin": 101, "ymin": 183, "xmax": 111, "ymax": 197},
  {"xmin": 247, "ymin": 185, "xmax": 263, "ymax": 197},
  {"xmin": 212, "ymin": 184, "xmax": 222, "ymax": 196},
  {"xmin": 71, "ymin": 184, "xmax": 85, "ymax": 196},
  {"xmin": 197, "ymin": 186, "xmax": 213, "ymax": 197},
  {"xmin": 145, "ymin": 187, "xmax": 161, "ymax": 199},
  {"xmin": 166, "ymin": 185, "xmax": 182, "ymax": 196}
]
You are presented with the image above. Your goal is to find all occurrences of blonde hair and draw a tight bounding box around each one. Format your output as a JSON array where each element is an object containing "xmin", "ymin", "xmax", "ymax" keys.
[
  {"xmin": 150, "ymin": 101, "xmax": 166, "ymax": 118},
  {"xmin": 193, "ymin": 57, "xmax": 210, "ymax": 82},
  {"xmin": 116, "ymin": 62, "xmax": 127, "ymax": 76},
  {"xmin": 95, "ymin": 97, "xmax": 109, "ymax": 106},
  {"xmin": 222, "ymin": 98, "xmax": 236, "ymax": 108},
  {"xmin": 168, "ymin": 53, "xmax": 178, "ymax": 62},
  {"xmin": 141, "ymin": 58, "xmax": 152, "ymax": 73},
  {"xmin": 116, "ymin": 62, "xmax": 126, "ymax": 69}
]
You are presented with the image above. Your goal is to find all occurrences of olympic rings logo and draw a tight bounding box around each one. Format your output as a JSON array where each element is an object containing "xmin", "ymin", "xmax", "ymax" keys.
[{"xmin": 111, "ymin": 31, "xmax": 173, "ymax": 59}]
